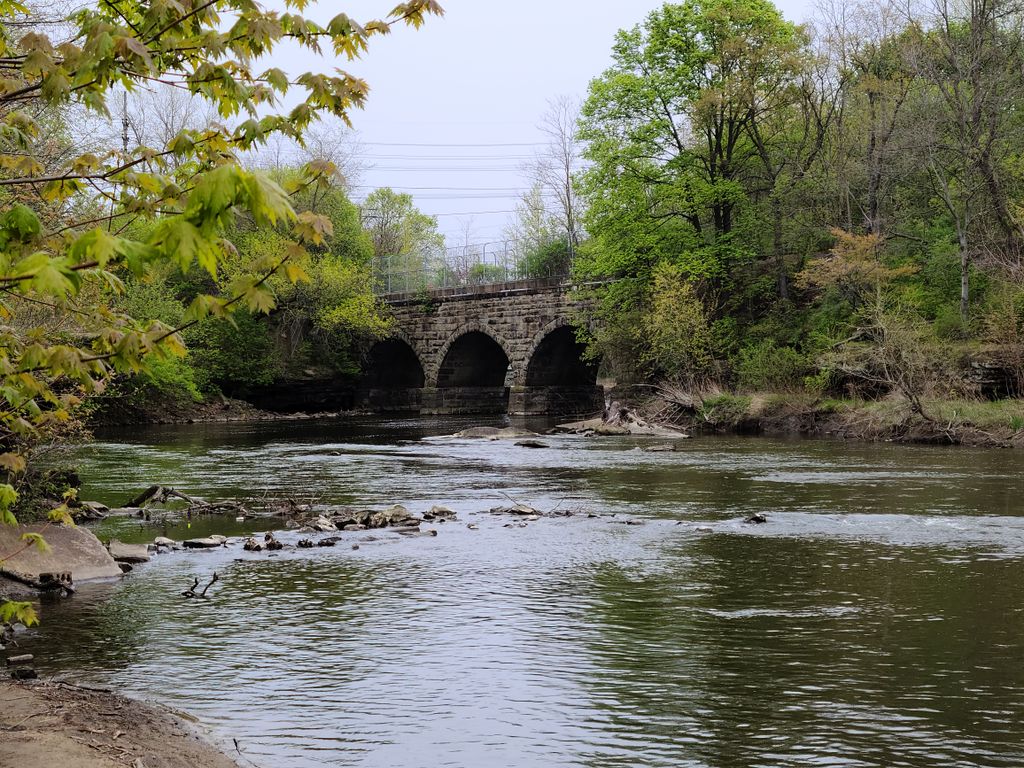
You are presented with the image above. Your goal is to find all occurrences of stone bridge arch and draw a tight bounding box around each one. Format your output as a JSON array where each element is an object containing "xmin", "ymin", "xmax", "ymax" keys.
[
  {"xmin": 427, "ymin": 323, "xmax": 516, "ymax": 414},
  {"xmin": 358, "ymin": 279, "xmax": 604, "ymax": 417},
  {"xmin": 357, "ymin": 332, "xmax": 428, "ymax": 412},
  {"xmin": 429, "ymin": 322, "xmax": 516, "ymax": 386}
]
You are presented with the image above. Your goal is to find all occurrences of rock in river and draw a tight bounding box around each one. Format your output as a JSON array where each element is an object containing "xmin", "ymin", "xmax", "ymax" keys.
[
  {"xmin": 182, "ymin": 537, "xmax": 225, "ymax": 549},
  {"xmin": 423, "ymin": 505, "xmax": 457, "ymax": 521},
  {"xmin": 107, "ymin": 539, "xmax": 150, "ymax": 564},
  {"xmin": 515, "ymin": 440, "xmax": 549, "ymax": 449}
]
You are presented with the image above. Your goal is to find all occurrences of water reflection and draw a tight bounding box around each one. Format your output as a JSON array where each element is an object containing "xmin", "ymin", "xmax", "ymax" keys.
[{"xmin": 16, "ymin": 418, "xmax": 1024, "ymax": 767}]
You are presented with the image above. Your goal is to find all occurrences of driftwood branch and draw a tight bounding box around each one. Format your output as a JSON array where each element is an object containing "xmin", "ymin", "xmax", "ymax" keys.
[
  {"xmin": 126, "ymin": 485, "xmax": 199, "ymax": 508},
  {"xmin": 181, "ymin": 572, "xmax": 218, "ymax": 599}
]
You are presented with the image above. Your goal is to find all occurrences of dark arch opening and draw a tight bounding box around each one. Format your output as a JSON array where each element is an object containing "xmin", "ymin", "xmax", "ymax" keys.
[
  {"xmin": 361, "ymin": 338, "xmax": 425, "ymax": 389},
  {"xmin": 525, "ymin": 325, "xmax": 598, "ymax": 386},
  {"xmin": 437, "ymin": 331, "xmax": 510, "ymax": 388}
]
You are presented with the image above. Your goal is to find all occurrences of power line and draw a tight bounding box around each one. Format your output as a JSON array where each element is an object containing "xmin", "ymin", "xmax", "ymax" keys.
[
  {"xmin": 350, "ymin": 185, "xmax": 549, "ymax": 191},
  {"xmin": 429, "ymin": 210, "xmax": 520, "ymax": 217},
  {"xmin": 361, "ymin": 154, "xmax": 538, "ymax": 161},
  {"xmin": 360, "ymin": 141, "xmax": 546, "ymax": 148}
]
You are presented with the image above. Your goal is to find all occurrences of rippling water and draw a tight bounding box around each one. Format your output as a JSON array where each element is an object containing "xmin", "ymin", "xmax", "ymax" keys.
[{"xmin": 17, "ymin": 417, "xmax": 1024, "ymax": 767}]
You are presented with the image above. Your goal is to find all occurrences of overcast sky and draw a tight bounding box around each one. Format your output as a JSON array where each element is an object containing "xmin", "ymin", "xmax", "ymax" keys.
[{"xmin": 313, "ymin": 0, "xmax": 814, "ymax": 243}]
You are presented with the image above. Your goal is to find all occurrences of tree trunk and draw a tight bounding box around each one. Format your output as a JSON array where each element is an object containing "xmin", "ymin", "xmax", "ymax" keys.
[
  {"xmin": 959, "ymin": 228, "xmax": 970, "ymax": 324},
  {"xmin": 772, "ymin": 195, "xmax": 789, "ymax": 301}
]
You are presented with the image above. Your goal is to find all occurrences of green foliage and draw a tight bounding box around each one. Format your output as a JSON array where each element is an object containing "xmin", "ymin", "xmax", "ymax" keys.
[
  {"xmin": 187, "ymin": 311, "xmax": 281, "ymax": 394},
  {"xmin": 574, "ymin": 0, "xmax": 1024, "ymax": 400},
  {"xmin": 0, "ymin": 599, "xmax": 37, "ymax": 628},
  {"xmin": 644, "ymin": 262, "xmax": 715, "ymax": 383},
  {"xmin": 361, "ymin": 187, "xmax": 445, "ymax": 287},
  {"xmin": 523, "ymin": 239, "xmax": 571, "ymax": 278},
  {"xmin": 736, "ymin": 340, "xmax": 808, "ymax": 391},
  {"xmin": 467, "ymin": 263, "xmax": 506, "ymax": 283}
]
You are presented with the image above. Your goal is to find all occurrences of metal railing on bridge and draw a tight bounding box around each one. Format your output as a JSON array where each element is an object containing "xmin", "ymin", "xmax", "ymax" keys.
[{"xmin": 372, "ymin": 238, "xmax": 572, "ymax": 295}]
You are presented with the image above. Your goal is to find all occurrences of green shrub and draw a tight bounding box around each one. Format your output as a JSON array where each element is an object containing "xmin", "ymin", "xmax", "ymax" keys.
[
  {"xmin": 467, "ymin": 263, "xmax": 507, "ymax": 283},
  {"xmin": 523, "ymin": 239, "xmax": 572, "ymax": 278},
  {"xmin": 186, "ymin": 311, "xmax": 282, "ymax": 395},
  {"xmin": 933, "ymin": 304, "xmax": 969, "ymax": 340},
  {"xmin": 736, "ymin": 340, "xmax": 808, "ymax": 391}
]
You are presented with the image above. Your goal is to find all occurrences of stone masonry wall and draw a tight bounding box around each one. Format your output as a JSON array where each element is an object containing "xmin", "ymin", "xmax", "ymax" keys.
[{"xmin": 386, "ymin": 280, "xmax": 578, "ymax": 387}]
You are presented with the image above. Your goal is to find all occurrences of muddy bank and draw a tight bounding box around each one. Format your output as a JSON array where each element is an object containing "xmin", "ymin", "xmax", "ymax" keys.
[{"xmin": 0, "ymin": 679, "xmax": 239, "ymax": 768}]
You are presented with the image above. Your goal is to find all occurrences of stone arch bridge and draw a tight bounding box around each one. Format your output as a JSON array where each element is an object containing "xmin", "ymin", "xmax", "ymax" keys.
[{"xmin": 358, "ymin": 278, "xmax": 604, "ymax": 416}]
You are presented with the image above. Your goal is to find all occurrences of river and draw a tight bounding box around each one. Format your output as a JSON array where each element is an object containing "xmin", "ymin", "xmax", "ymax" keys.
[{"xmin": 16, "ymin": 417, "xmax": 1024, "ymax": 767}]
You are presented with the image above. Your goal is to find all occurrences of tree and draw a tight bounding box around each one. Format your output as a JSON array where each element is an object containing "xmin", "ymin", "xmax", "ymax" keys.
[
  {"xmin": 530, "ymin": 95, "xmax": 583, "ymax": 251},
  {"xmin": 576, "ymin": 0, "xmax": 807, "ymax": 376},
  {"xmin": 906, "ymin": 0, "xmax": 1024, "ymax": 321},
  {"xmin": 0, "ymin": 0, "xmax": 442, "ymax": 626},
  {"xmin": 360, "ymin": 187, "xmax": 444, "ymax": 291}
]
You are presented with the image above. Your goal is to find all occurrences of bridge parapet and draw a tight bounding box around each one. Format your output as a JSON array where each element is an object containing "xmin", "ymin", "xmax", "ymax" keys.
[{"xmin": 380, "ymin": 277, "xmax": 570, "ymax": 305}]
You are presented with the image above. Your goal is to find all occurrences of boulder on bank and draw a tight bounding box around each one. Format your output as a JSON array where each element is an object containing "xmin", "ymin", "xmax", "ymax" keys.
[
  {"xmin": 107, "ymin": 539, "xmax": 150, "ymax": 564},
  {"xmin": 0, "ymin": 523, "xmax": 122, "ymax": 584}
]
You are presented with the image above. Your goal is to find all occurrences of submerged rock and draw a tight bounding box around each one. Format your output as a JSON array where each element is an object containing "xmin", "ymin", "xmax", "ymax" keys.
[
  {"xmin": 514, "ymin": 439, "xmax": 549, "ymax": 449},
  {"xmin": 743, "ymin": 513, "xmax": 768, "ymax": 525}
]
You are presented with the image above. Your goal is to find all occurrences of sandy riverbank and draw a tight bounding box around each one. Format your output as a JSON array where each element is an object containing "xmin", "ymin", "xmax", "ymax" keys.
[{"xmin": 0, "ymin": 680, "xmax": 240, "ymax": 768}]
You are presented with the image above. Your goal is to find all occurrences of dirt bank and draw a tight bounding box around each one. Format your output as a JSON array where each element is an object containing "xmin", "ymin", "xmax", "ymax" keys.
[{"xmin": 0, "ymin": 680, "xmax": 240, "ymax": 768}]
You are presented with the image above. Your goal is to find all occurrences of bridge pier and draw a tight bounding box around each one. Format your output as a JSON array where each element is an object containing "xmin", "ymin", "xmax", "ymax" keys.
[
  {"xmin": 358, "ymin": 387, "xmax": 423, "ymax": 413},
  {"xmin": 508, "ymin": 385, "xmax": 605, "ymax": 418},
  {"xmin": 420, "ymin": 386, "xmax": 509, "ymax": 415}
]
